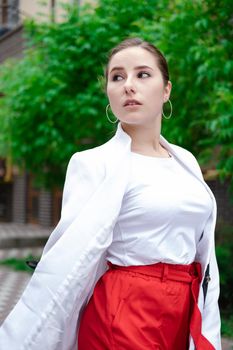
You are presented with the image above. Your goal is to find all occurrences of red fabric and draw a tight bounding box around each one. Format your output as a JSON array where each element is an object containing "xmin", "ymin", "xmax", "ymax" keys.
[
  {"xmin": 189, "ymin": 264, "xmax": 215, "ymax": 350},
  {"xmin": 78, "ymin": 261, "xmax": 214, "ymax": 350}
]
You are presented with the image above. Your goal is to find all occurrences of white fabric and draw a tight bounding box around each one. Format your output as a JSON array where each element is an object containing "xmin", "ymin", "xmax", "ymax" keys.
[
  {"xmin": 0, "ymin": 122, "xmax": 221, "ymax": 350},
  {"xmin": 106, "ymin": 151, "xmax": 213, "ymax": 266}
]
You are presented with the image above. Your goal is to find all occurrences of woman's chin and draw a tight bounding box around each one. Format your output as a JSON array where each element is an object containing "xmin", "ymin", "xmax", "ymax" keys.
[{"xmin": 119, "ymin": 115, "xmax": 145, "ymax": 125}]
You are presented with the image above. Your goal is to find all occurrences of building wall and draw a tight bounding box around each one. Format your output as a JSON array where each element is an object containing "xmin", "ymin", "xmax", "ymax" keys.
[
  {"xmin": 0, "ymin": 182, "xmax": 12, "ymax": 222},
  {"xmin": 0, "ymin": 0, "xmax": 20, "ymax": 31},
  {"xmin": 0, "ymin": 0, "xmax": 95, "ymax": 34},
  {"xmin": 20, "ymin": 0, "xmax": 94, "ymax": 23},
  {"xmin": 20, "ymin": 0, "xmax": 58, "ymax": 23},
  {"xmin": 0, "ymin": 0, "xmax": 96, "ymax": 64},
  {"xmin": 38, "ymin": 189, "xmax": 52, "ymax": 227},
  {"xmin": 0, "ymin": 24, "xmax": 23, "ymax": 63},
  {"xmin": 12, "ymin": 173, "xmax": 27, "ymax": 223}
]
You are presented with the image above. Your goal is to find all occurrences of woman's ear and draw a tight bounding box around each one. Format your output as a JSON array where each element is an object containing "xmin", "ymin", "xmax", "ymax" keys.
[{"xmin": 164, "ymin": 80, "xmax": 172, "ymax": 102}]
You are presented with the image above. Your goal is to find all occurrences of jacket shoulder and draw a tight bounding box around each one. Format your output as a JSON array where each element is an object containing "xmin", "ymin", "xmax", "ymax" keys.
[
  {"xmin": 170, "ymin": 143, "xmax": 203, "ymax": 177},
  {"xmin": 71, "ymin": 138, "xmax": 111, "ymax": 161},
  {"xmin": 169, "ymin": 143, "xmax": 199, "ymax": 162},
  {"xmin": 66, "ymin": 142, "xmax": 110, "ymax": 182},
  {"xmin": 170, "ymin": 143, "xmax": 195, "ymax": 158}
]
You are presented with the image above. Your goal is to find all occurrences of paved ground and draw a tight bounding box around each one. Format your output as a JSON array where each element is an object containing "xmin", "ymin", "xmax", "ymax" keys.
[
  {"xmin": 0, "ymin": 223, "xmax": 232, "ymax": 349},
  {"xmin": 223, "ymin": 339, "xmax": 233, "ymax": 350},
  {"xmin": 0, "ymin": 247, "xmax": 43, "ymax": 325},
  {"xmin": 0, "ymin": 222, "xmax": 51, "ymax": 248},
  {"xmin": 0, "ymin": 223, "xmax": 51, "ymax": 240},
  {"xmin": 0, "ymin": 223, "xmax": 50, "ymax": 325}
]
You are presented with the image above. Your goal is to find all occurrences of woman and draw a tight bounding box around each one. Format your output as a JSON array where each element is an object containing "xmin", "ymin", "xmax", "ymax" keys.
[{"xmin": 0, "ymin": 38, "xmax": 221, "ymax": 350}]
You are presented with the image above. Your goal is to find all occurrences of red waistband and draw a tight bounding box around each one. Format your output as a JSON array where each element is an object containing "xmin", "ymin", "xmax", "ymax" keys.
[
  {"xmin": 107, "ymin": 261, "xmax": 202, "ymax": 284},
  {"xmin": 107, "ymin": 260, "xmax": 214, "ymax": 350}
]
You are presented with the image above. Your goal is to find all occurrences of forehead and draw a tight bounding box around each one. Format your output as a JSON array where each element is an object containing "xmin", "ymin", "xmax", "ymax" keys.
[{"xmin": 108, "ymin": 47, "xmax": 158, "ymax": 71}]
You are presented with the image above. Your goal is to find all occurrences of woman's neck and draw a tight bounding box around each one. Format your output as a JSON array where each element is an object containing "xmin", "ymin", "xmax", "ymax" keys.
[{"xmin": 121, "ymin": 121, "xmax": 168, "ymax": 157}]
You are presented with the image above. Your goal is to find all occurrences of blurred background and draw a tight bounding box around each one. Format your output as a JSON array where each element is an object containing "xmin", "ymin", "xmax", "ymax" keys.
[{"xmin": 0, "ymin": 0, "xmax": 232, "ymax": 346}]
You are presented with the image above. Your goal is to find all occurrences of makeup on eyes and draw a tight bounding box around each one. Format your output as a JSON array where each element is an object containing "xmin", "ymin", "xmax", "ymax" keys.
[
  {"xmin": 112, "ymin": 71, "xmax": 151, "ymax": 81},
  {"xmin": 109, "ymin": 65, "xmax": 153, "ymax": 80}
]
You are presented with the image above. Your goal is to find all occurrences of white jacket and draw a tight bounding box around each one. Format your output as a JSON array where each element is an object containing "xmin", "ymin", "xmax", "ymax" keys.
[{"xmin": 0, "ymin": 122, "xmax": 221, "ymax": 350}]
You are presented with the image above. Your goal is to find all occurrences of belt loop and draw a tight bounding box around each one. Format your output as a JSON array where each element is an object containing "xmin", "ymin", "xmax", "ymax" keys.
[{"xmin": 161, "ymin": 264, "xmax": 168, "ymax": 282}]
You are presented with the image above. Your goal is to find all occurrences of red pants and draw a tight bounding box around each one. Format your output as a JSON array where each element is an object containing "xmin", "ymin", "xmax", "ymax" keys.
[{"xmin": 78, "ymin": 261, "xmax": 214, "ymax": 350}]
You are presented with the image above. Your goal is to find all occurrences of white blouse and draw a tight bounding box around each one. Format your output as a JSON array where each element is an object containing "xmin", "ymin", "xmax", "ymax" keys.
[{"xmin": 106, "ymin": 150, "xmax": 213, "ymax": 266}]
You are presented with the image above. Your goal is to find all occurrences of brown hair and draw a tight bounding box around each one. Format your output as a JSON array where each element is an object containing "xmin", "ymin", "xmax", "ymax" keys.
[{"xmin": 103, "ymin": 37, "xmax": 170, "ymax": 92}]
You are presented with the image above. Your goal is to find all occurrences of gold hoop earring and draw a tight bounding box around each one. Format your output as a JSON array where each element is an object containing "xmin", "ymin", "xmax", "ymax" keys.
[
  {"xmin": 106, "ymin": 104, "xmax": 118, "ymax": 124},
  {"xmin": 162, "ymin": 99, "xmax": 173, "ymax": 119}
]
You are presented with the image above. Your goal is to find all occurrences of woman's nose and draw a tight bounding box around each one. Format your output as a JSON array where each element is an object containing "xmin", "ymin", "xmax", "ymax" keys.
[{"xmin": 124, "ymin": 77, "xmax": 135, "ymax": 94}]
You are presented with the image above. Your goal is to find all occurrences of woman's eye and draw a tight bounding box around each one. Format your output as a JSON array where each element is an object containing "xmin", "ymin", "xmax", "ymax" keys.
[
  {"xmin": 138, "ymin": 71, "xmax": 150, "ymax": 78},
  {"xmin": 112, "ymin": 74, "xmax": 123, "ymax": 81}
]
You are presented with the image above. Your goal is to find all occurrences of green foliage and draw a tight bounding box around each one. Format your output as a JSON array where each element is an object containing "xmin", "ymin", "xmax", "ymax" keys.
[
  {"xmin": 0, "ymin": 254, "xmax": 40, "ymax": 273},
  {"xmin": 0, "ymin": 0, "xmax": 232, "ymax": 190},
  {"xmin": 217, "ymin": 244, "xmax": 233, "ymax": 312},
  {"xmin": 147, "ymin": 0, "xmax": 233, "ymax": 189},
  {"xmin": 221, "ymin": 316, "xmax": 233, "ymax": 338}
]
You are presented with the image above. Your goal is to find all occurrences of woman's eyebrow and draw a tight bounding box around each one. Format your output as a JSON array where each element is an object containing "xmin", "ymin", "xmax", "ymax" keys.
[{"xmin": 109, "ymin": 65, "xmax": 153, "ymax": 74}]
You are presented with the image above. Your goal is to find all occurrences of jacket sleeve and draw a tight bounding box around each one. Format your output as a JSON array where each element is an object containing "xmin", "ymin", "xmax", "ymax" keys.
[
  {"xmin": 188, "ymin": 151, "xmax": 222, "ymax": 349},
  {"xmin": 42, "ymin": 151, "xmax": 106, "ymax": 254},
  {"xmin": 0, "ymin": 151, "xmax": 117, "ymax": 350},
  {"xmin": 201, "ymin": 242, "xmax": 222, "ymax": 349}
]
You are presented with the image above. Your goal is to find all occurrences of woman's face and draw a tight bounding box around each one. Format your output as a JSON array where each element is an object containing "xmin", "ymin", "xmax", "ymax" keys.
[{"xmin": 106, "ymin": 47, "xmax": 171, "ymax": 125}]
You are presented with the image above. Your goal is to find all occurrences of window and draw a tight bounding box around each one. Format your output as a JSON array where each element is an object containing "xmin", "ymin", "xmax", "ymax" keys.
[{"xmin": 0, "ymin": 0, "xmax": 19, "ymax": 32}]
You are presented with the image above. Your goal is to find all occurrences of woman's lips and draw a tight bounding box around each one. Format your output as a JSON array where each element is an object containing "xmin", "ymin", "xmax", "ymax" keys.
[
  {"xmin": 123, "ymin": 99, "xmax": 141, "ymax": 109},
  {"xmin": 124, "ymin": 99, "xmax": 141, "ymax": 107},
  {"xmin": 124, "ymin": 104, "xmax": 142, "ymax": 109}
]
